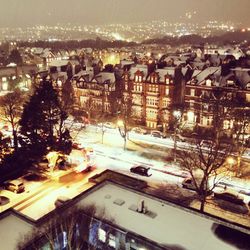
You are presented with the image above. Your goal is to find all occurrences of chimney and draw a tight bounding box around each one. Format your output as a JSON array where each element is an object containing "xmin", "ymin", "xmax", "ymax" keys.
[
  {"xmin": 137, "ymin": 199, "xmax": 147, "ymax": 213},
  {"xmin": 137, "ymin": 199, "xmax": 144, "ymax": 213}
]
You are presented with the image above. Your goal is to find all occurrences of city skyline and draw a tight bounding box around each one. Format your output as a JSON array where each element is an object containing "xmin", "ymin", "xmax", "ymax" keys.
[{"xmin": 1, "ymin": 0, "xmax": 250, "ymax": 28}]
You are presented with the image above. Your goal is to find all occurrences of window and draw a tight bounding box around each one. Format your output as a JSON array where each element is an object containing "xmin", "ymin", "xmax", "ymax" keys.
[
  {"xmin": 246, "ymin": 93, "xmax": 250, "ymax": 102},
  {"xmin": 190, "ymin": 89, "xmax": 195, "ymax": 96},
  {"xmin": 163, "ymin": 99, "xmax": 168, "ymax": 107},
  {"xmin": 165, "ymin": 78, "xmax": 170, "ymax": 84},
  {"xmin": 80, "ymin": 96, "xmax": 87, "ymax": 106},
  {"xmin": 135, "ymin": 75, "xmax": 142, "ymax": 82},
  {"xmin": 190, "ymin": 100, "xmax": 194, "ymax": 108},
  {"xmin": 108, "ymin": 234, "xmax": 116, "ymax": 248},
  {"xmin": 98, "ymin": 228, "xmax": 106, "ymax": 243},
  {"xmin": 165, "ymin": 88, "xmax": 169, "ymax": 96},
  {"xmin": 2, "ymin": 82, "xmax": 8, "ymax": 91},
  {"xmin": 206, "ymin": 79, "xmax": 212, "ymax": 86}
]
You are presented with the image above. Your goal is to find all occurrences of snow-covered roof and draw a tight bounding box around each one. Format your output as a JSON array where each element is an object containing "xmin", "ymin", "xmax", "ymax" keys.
[
  {"xmin": 120, "ymin": 60, "xmax": 134, "ymax": 68},
  {"xmin": 95, "ymin": 72, "xmax": 115, "ymax": 84},
  {"xmin": 155, "ymin": 68, "xmax": 175, "ymax": 82},
  {"xmin": 193, "ymin": 67, "xmax": 221, "ymax": 84},
  {"xmin": 78, "ymin": 182, "xmax": 240, "ymax": 250},
  {"xmin": 129, "ymin": 64, "xmax": 148, "ymax": 80},
  {"xmin": 49, "ymin": 60, "xmax": 69, "ymax": 67},
  {"xmin": 0, "ymin": 213, "xmax": 34, "ymax": 250},
  {"xmin": 32, "ymin": 47, "xmax": 44, "ymax": 55},
  {"xmin": 231, "ymin": 67, "xmax": 250, "ymax": 87}
]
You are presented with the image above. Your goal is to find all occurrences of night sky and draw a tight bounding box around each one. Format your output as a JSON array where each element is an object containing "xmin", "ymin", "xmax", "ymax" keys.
[{"xmin": 0, "ymin": 0, "xmax": 250, "ymax": 27}]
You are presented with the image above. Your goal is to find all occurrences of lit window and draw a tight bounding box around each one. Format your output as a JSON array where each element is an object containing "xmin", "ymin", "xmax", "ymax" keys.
[
  {"xmin": 98, "ymin": 228, "xmax": 106, "ymax": 243},
  {"xmin": 138, "ymin": 75, "xmax": 142, "ymax": 82},
  {"xmin": 2, "ymin": 77, "xmax": 7, "ymax": 82},
  {"xmin": 2, "ymin": 82, "xmax": 8, "ymax": 91},
  {"xmin": 187, "ymin": 111, "xmax": 194, "ymax": 122},
  {"xmin": 165, "ymin": 88, "xmax": 169, "ymax": 95},
  {"xmin": 165, "ymin": 78, "xmax": 170, "ymax": 84},
  {"xmin": 135, "ymin": 75, "xmax": 138, "ymax": 82},
  {"xmin": 190, "ymin": 89, "xmax": 195, "ymax": 96},
  {"xmin": 108, "ymin": 234, "xmax": 116, "ymax": 248},
  {"xmin": 206, "ymin": 79, "xmax": 212, "ymax": 86}
]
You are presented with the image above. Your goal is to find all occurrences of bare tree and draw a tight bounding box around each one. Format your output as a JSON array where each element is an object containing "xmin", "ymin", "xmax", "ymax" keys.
[
  {"xmin": 178, "ymin": 140, "xmax": 232, "ymax": 212},
  {"xmin": 117, "ymin": 95, "xmax": 132, "ymax": 150},
  {"xmin": 18, "ymin": 204, "xmax": 114, "ymax": 250},
  {"xmin": 0, "ymin": 89, "xmax": 25, "ymax": 150}
]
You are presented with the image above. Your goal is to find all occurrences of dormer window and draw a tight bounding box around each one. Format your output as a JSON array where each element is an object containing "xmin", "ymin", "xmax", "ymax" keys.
[
  {"xmin": 151, "ymin": 76, "xmax": 158, "ymax": 83},
  {"xmin": 227, "ymin": 80, "xmax": 235, "ymax": 86},
  {"xmin": 2, "ymin": 82, "xmax": 8, "ymax": 91},
  {"xmin": 165, "ymin": 78, "xmax": 170, "ymax": 84},
  {"xmin": 135, "ymin": 75, "xmax": 139, "ymax": 82},
  {"xmin": 206, "ymin": 79, "xmax": 212, "ymax": 86}
]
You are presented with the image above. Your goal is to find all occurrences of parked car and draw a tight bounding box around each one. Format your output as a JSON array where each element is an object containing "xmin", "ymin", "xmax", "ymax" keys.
[
  {"xmin": 176, "ymin": 134, "xmax": 187, "ymax": 142},
  {"xmin": 239, "ymin": 189, "xmax": 250, "ymax": 196},
  {"xmin": 214, "ymin": 191, "xmax": 245, "ymax": 205},
  {"xmin": 3, "ymin": 180, "xmax": 25, "ymax": 193},
  {"xmin": 201, "ymin": 140, "xmax": 214, "ymax": 148},
  {"xmin": 151, "ymin": 130, "xmax": 165, "ymax": 138},
  {"xmin": 130, "ymin": 165, "xmax": 152, "ymax": 177},
  {"xmin": 55, "ymin": 196, "xmax": 70, "ymax": 207},
  {"xmin": 131, "ymin": 127, "xmax": 147, "ymax": 135},
  {"xmin": 182, "ymin": 178, "xmax": 196, "ymax": 191},
  {"xmin": 182, "ymin": 178, "xmax": 212, "ymax": 194},
  {"xmin": 103, "ymin": 122, "xmax": 116, "ymax": 129},
  {"xmin": 170, "ymin": 134, "xmax": 186, "ymax": 142}
]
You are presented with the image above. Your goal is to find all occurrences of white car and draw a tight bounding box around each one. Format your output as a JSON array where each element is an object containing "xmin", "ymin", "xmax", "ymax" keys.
[
  {"xmin": 103, "ymin": 122, "xmax": 116, "ymax": 129},
  {"xmin": 131, "ymin": 127, "xmax": 147, "ymax": 135}
]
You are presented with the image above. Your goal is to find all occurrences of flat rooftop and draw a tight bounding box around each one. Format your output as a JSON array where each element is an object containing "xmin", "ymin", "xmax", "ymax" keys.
[{"xmin": 77, "ymin": 182, "xmax": 249, "ymax": 250}]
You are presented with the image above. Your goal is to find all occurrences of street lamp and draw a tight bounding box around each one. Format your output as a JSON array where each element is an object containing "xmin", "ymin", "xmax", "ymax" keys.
[
  {"xmin": 173, "ymin": 110, "xmax": 182, "ymax": 163},
  {"xmin": 117, "ymin": 119, "xmax": 127, "ymax": 150}
]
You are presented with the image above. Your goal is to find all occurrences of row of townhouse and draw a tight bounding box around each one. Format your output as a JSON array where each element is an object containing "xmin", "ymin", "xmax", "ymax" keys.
[
  {"xmin": 123, "ymin": 65, "xmax": 185, "ymax": 130},
  {"xmin": 184, "ymin": 66, "xmax": 250, "ymax": 132},
  {"xmin": 71, "ymin": 62, "xmax": 250, "ymax": 133},
  {"xmin": 72, "ymin": 70, "xmax": 120, "ymax": 119}
]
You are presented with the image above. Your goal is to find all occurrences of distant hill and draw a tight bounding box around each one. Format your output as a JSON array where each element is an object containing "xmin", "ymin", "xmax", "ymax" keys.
[
  {"xmin": 142, "ymin": 31, "xmax": 250, "ymax": 46},
  {"xmin": 15, "ymin": 31, "xmax": 250, "ymax": 49}
]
